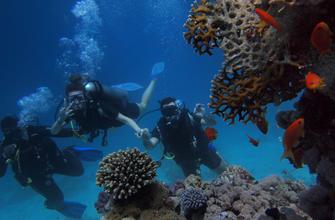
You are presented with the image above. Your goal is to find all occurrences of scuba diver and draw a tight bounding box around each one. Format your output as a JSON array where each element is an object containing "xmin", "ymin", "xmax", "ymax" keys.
[
  {"xmin": 0, "ymin": 116, "xmax": 103, "ymax": 219},
  {"xmin": 140, "ymin": 97, "xmax": 228, "ymax": 177},
  {"xmin": 51, "ymin": 73, "xmax": 158, "ymax": 146}
]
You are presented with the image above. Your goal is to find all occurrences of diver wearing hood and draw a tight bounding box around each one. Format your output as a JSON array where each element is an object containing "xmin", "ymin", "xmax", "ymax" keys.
[
  {"xmin": 141, "ymin": 97, "xmax": 228, "ymax": 177},
  {"xmin": 51, "ymin": 73, "xmax": 156, "ymax": 146},
  {"xmin": 0, "ymin": 115, "xmax": 102, "ymax": 219}
]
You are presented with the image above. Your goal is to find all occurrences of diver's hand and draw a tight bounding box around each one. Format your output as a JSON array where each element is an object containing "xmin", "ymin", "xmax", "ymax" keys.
[
  {"xmin": 59, "ymin": 102, "xmax": 75, "ymax": 122},
  {"xmin": 136, "ymin": 128, "xmax": 150, "ymax": 139},
  {"xmin": 1, "ymin": 144, "xmax": 17, "ymax": 159}
]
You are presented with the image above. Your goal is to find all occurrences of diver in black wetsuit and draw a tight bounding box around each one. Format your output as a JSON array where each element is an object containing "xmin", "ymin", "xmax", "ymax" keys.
[
  {"xmin": 141, "ymin": 97, "xmax": 228, "ymax": 177},
  {"xmin": 0, "ymin": 116, "xmax": 102, "ymax": 219},
  {"xmin": 51, "ymin": 74, "xmax": 157, "ymax": 145}
]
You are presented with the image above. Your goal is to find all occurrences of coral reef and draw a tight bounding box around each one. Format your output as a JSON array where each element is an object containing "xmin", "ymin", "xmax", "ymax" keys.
[
  {"xmin": 201, "ymin": 167, "xmax": 310, "ymax": 220},
  {"xmin": 184, "ymin": 0, "xmax": 335, "ymax": 216},
  {"xmin": 96, "ymin": 148, "xmax": 158, "ymax": 200},
  {"xmin": 99, "ymin": 166, "xmax": 310, "ymax": 220},
  {"xmin": 184, "ymin": 0, "xmax": 335, "ymax": 132},
  {"xmin": 276, "ymin": 90, "xmax": 335, "ymax": 219}
]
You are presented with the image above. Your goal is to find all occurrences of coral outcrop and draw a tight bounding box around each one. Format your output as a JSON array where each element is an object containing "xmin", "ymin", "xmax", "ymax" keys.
[
  {"xmin": 184, "ymin": 0, "xmax": 335, "ymax": 132},
  {"xmin": 96, "ymin": 148, "xmax": 158, "ymax": 200},
  {"xmin": 99, "ymin": 166, "xmax": 310, "ymax": 220},
  {"xmin": 101, "ymin": 182, "xmax": 186, "ymax": 220}
]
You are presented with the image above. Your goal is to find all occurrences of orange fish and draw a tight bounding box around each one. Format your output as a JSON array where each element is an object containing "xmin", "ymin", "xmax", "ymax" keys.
[
  {"xmin": 305, "ymin": 71, "xmax": 325, "ymax": 91},
  {"xmin": 311, "ymin": 22, "xmax": 333, "ymax": 54},
  {"xmin": 247, "ymin": 135, "xmax": 260, "ymax": 147},
  {"xmin": 282, "ymin": 118, "xmax": 304, "ymax": 164},
  {"xmin": 255, "ymin": 8, "xmax": 282, "ymax": 32},
  {"xmin": 204, "ymin": 127, "xmax": 218, "ymax": 141}
]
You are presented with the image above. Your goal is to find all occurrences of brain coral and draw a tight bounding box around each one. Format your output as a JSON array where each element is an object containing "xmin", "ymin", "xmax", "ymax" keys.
[
  {"xmin": 180, "ymin": 187, "xmax": 208, "ymax": 217},
  {"xmin": 96, "ymin": 148, "xmax": 158, "ymax": 200}
]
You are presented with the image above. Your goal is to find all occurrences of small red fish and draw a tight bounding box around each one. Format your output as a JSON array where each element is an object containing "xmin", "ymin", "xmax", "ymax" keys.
[
  {"xmin": 282, "ymin": 118, "xmax": 304, "ymax": 165},
  {"xmin": 311, "ymin": 22, "xmax": 333, "ymax": 54},
  {"xmin": 255, "ymin": 8, "xmax": 282, "ymax": 32},
  {"xmin": 204, "ymin": 127, "xmax": 218, "ymax": 141},
  {"xmin": 247, "ymin": 135, "xmax": 260, "ymax": 147},
  {"xmin": 305, "ymin": 71, "xmax": 325, "ymax": 91}
]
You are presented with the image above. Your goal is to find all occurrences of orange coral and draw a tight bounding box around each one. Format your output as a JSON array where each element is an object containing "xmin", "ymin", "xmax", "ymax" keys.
[
  {"xmin": 209, "ymin": 56, "xmax": 304, "ymax": 126},
  {"xmin": 184, "ymin": 0, "xmax": 220, "ymax": 55}
]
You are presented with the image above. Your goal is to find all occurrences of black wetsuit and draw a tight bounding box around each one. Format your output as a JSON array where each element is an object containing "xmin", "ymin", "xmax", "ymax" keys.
[
  {"xmin": 71, "ymin": 82, "xmax": 140, "ymax": 142},
  {"xmin": 151, "ymin": 109, "xmax": 222, "ymax": 176},
  {"xmin": 0, "ymin": 126, "xmax": 83, "ymax": 210}
]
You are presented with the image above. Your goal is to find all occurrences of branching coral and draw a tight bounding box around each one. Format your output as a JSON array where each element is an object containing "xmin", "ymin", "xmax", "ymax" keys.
[
  {"xmin": 96, "ymin": 148, "xmax": 158, "ymax": 200},
  {"xmin": 184, "ymin": 0, "xmax": 220, "ymax": 55}
]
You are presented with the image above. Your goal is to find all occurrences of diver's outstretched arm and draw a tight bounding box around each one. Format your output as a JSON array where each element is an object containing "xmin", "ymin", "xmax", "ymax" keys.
[
  {"xmin": 29, "ymin": 126, "xmax": 75, "ymax": 138},
  {"xmin": 51, "ymin": 117, "xmax": 67, "ymax": 135},
  {"xmin": 138, "ymin": 79, "xmax": 157, "ymax": 113},
  {"xmin": 116, "ymin": 113, "xmax": 142, "ymax": 135}
]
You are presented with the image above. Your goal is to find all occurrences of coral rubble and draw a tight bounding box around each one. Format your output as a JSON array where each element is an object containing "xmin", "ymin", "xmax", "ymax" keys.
[
  {"xmin": 96, "ymin": 148, "xmax": 158, "ymax": 200},
  {"xmin": 184, "ymin": 0, "xmax": 335, "ymax": 132}
]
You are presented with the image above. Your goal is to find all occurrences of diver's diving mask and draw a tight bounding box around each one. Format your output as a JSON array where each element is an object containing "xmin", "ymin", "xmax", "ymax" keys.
[
  {"xmin": 67, "ymin": 91, "xmax": 87, "ymax": 112},
  {"xmin": 161, "ymin": 100, "xmax": 184, "ymax": 124}
]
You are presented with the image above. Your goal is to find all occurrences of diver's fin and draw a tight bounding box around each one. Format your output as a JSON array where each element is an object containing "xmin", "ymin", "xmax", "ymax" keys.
[
  {"xmin": 58, "ymin": 201, "xmax": 87, "ymax": 219},
  {"xmin": 72, "ymin": 146, "xmax": 103, "ymax": 162},
  {"xmin": 112, "ymin": 82, "xmax": 143, "ymax": 92},
  {"xmin": 151, "ymin": 61, "xmax": 165, "ymax": 77}
]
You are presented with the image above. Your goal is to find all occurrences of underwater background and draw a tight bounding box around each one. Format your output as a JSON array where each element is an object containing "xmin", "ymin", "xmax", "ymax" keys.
[{"xmin": 0, "ymin": 0, "xmax": 315, "ymax": 219}]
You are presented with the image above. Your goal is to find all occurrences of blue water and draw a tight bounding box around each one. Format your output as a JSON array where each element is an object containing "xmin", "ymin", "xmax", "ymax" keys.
[{"xmin": 0, "ymin": 0, "xmax": 315, "ymax": 219}]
